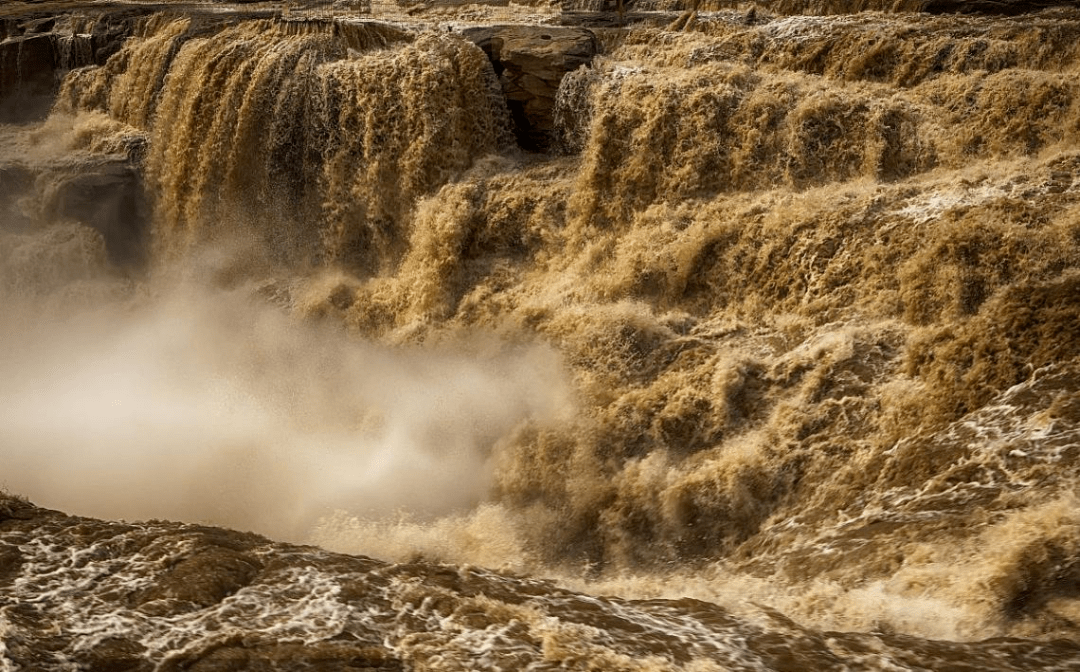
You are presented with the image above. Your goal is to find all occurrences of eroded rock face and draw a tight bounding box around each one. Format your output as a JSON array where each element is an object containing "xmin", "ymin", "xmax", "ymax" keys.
[
  {"xmin": 43, "ymin": 159, "xmax": 150, "ymax": 267},
  {"xmin": 463, "ymin": 25, "xmax": 598, "ymax": 151},
  {"xmin": 0, "ymin": 131, "xmax": 150, "ymax": 270},
  {"xmin": 0, "ymin": 34, "xmax": 58, "ymax": 122}
]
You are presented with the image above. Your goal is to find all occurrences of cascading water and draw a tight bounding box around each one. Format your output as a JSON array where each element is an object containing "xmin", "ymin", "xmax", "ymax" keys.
[{"xmin": 1, "ymin": 2, "xmax": 1080, "ymax": 669}]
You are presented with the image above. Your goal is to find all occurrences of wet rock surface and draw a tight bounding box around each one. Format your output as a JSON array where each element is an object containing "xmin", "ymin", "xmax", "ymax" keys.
[
  {"xmin": 41, "ymin": 159, "xmax": 150, "ymax": 266},
  {"xmin": 0, "ymin": 33, "xmax": 57, "ymax": 121},
  {"xmin": 0, "ymin": 131, "xmax": 150, "ymax": 269},
  {"xmin": 2, "ymin": 497, "xmax": 1080, "ymax": 670},
  {"xmin": 0, "ymin": 501, "xmax": 402, "ymax": 671},
  {"xmin": 463, "ymin": 25, "xmax": 598, "ymax": 150}
]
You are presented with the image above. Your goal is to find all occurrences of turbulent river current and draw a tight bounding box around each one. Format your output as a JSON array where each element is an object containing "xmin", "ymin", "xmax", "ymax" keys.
[{"xmin": 1, "ymin": 0, "xmax": 1080, "ymax": 669}]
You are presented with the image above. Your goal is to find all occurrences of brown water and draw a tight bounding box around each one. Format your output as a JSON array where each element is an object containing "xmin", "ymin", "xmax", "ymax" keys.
[{"xmin": 1, "ymin": 4, "xmax": 1080, "ymax": 669}]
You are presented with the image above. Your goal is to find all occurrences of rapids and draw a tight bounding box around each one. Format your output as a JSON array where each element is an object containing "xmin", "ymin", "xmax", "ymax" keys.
[{"xmin": 1, "ymin": 0, "xmax": 1079, "ymax": 668}]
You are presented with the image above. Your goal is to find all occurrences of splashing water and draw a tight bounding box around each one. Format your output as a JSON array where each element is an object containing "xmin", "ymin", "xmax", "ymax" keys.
[{"xmin": 2, "ymin": 4, "xmax": 1080, "ymax": 668}]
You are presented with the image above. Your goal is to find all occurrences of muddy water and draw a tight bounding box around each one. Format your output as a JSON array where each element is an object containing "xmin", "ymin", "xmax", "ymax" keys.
[{"xmin": 1, "ymin": 4, "xmax": 1079, "ymax": 669}]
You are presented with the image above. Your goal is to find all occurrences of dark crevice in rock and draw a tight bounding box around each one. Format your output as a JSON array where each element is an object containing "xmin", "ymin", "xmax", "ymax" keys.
[{"xmin": 463, "ymin": 25, "xmax": 598, "ymax": 152}]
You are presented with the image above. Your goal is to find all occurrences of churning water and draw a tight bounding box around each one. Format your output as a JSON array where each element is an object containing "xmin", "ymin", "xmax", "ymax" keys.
[{"xmin": 1, "ymin": 2, "xmax": 1080, "ymax": 669}]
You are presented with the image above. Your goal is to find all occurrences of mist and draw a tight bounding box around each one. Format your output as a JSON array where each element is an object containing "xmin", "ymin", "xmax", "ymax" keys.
[{"xmin": 0, "ymin": 269, "xmax": 572, "ymax": 541}]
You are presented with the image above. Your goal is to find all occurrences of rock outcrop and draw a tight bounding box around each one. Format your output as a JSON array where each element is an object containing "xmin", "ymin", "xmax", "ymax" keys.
[
  {"xmin": 0, "ymin": 34, "xmax": 57, "ymax": 121},
  {"xmin": 463, "ymin": 25, "xmax": 598, "ymax": 151},
  {"xmin": 1, "ymin": 121, "xmax": 149, "ymax": 268},
  {"xmin": 0, "ymin": 9, "xmax": 145, "ymax": 122},
  {"xmin": 43, "ymin": 158, "xmax": 150, "ymax": 267}
]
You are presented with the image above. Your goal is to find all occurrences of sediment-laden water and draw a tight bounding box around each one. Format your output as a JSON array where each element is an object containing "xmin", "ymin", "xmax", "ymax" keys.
[{"xmin": 1, "ymin": 1, "xmax": 1079, "ymax": 669}]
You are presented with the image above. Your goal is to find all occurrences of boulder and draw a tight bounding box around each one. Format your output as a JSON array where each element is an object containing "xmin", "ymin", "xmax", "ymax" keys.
[{"xmin": 463, "ymin": 25, "xmax": 598, "ymax": 151}]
